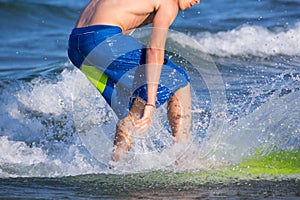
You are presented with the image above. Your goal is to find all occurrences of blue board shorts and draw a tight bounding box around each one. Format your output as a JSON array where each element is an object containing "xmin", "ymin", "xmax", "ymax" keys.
[{"xmin": 68, "ymin": 25, "xmax": 190, "ymax": 118}]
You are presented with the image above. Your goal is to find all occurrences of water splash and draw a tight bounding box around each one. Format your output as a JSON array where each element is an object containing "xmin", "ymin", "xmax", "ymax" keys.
[{"xmin": 1, "ymin": 47, "xmax": 300, "ymax": 178}]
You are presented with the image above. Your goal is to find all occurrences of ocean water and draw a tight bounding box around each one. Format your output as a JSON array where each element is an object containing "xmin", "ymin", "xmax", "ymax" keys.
[{"xmin": 0, "ymin": 0, "xmax": 300, "ymax": 199}]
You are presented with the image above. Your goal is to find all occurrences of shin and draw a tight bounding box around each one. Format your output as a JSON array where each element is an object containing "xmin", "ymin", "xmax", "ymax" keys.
[{"xmin": 167, "ymin": 84, "xmax": 192, "ymax": 143}]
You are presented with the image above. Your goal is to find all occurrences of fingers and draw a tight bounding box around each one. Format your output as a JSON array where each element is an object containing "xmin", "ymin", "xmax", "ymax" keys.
[
  {"xmin": 134, "ymin": 106, "xmax": 154, "ymax": 134},
  {"xmin": 135, "ymin": 116, "xmax": 152, "ymax": 133}
]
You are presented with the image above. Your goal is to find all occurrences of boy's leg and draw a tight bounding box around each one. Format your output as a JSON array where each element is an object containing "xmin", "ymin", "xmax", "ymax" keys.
[
  {"xmin": 112, "ymin": 116, "xmax": 134, "ymax": 162},
  {"xmin": 112, "ymin": 98, "xmax": 145, "ymax": 162},
  {"xmin": 167, "ymin": 84, "xmax": 192, "ymax": 143},
  {"xmin": 112, "ymin": 83, "xmax": 192, "ymax": 161}
]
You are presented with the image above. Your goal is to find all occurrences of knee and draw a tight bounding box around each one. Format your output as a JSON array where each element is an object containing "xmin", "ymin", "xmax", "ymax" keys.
[
  {"xmin": 114, "ymin": 117, "xmax": 135, "ymax": 149},
  {"xmin": 114, "ymin": 131, "xmax": 131, "ymax": 150}
]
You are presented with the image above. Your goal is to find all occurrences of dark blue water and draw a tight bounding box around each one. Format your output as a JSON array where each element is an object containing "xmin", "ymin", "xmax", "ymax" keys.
[{"xmin": 0, "ymin": 0, "xmax": 299, "ymax": 198}]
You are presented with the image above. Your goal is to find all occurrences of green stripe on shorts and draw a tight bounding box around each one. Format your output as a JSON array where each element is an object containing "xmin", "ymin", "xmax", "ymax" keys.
[{"xmin": 81, "ymin": 64, "xmax": 108, "ymax": 93}]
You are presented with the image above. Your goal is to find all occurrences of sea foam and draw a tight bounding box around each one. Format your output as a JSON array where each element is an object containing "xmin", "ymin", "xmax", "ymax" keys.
[{"xmin": 172, "ymin": 22, "xmax": 300, "ymax": 57}]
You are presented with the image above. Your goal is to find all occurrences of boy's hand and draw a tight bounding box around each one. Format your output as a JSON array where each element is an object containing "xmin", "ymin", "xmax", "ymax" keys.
[{"xmin": 135, "ymin": 104, "xmax": 155, "ymax": 134}]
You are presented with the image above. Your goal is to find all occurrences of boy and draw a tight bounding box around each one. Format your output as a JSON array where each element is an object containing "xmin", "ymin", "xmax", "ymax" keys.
[{"xmin": 68, "ymin": 0, "xmax": 200, "ymax": 161}]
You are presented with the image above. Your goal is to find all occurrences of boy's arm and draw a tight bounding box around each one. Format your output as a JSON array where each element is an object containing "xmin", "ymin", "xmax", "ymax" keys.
[
  {"xmin": 145, "ymin": 1, "xmax": 178, "ymax": 105},
  {"xmin": 135, "ymin": 1, "xmax": 178, "ymax": 133}
]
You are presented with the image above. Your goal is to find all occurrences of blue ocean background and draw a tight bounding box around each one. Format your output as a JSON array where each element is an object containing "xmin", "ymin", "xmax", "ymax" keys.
[{"xmin": 0, "ymin": 0, "xmax": 299, "ymax": 198}]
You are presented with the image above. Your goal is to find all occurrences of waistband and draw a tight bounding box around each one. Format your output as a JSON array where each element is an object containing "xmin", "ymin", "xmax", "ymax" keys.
[{"xmin": 71, "ymin": 24, "xmax": 122, "ymax": 35}]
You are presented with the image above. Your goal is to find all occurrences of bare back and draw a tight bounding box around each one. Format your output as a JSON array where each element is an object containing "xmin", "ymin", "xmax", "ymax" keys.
[{"xmin": 76, "ymin": 0, "xmax": 161, "ymax": 31}]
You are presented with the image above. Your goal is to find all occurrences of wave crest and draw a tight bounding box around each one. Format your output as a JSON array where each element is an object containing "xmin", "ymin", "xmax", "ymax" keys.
[{"xmin": 174, "ymin": 23, "xmax": 300, "ymax": 57}]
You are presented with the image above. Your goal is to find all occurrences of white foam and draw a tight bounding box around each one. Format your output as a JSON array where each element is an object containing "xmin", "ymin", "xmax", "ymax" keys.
[
  {"xmin": 17, "ymin": 69, "xmax": 75, "ymax": 115},
  {"xmin": 0, "ymin": 68, "xmax": 105, "ymax": 177},
  {"xmin": 0, "ymin": 61, "xmax": 299, "ymax": 177},
  {"xmin": 0, "ymin": 136, "xmax": 46, "ymax": 165},
  {"xmin": 172, "ymin": 23, "xmax": 300, "ymax": 57}
]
